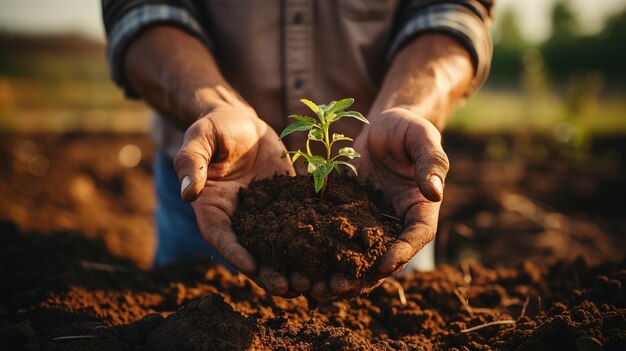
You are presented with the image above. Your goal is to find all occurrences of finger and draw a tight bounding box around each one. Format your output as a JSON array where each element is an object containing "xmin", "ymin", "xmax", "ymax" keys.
[
  {"xmin": 310, "ymin": 280, "xmax": 333, "ymax": 301},
  {"xmin": 280, "ymin": 290, "xmax": 302, "ymax": 299},
  {"xmin": 379, "ymin": 203, "xmax": 438, "ymax": 275},
  {"xmin": 196, "ymin": 206, "xmax": 256, "ymax": 275},
  {"xmin": 174, "ymin": 121, "xmax": 214, "ymax": 202},
  {"xmin": 257, "ymin": 266, "xmax": 289, "ymax": 296},
  {"xmin": 403, "ymin": 115, "xmax": 449, "ymax": 203},
  {"xmin": 290, "ymin": 271, "xmax": 312, "ymax": 293},
  {"xmin": 413, "ymin": 148, "xmax": 449, "ymax": 202},
  {"xmin": 328, "ymin": 273, "xmax": 356, "ymax": 296}
]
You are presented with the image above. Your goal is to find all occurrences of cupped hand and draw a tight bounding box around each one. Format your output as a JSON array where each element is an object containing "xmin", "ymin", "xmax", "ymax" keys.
[
  {"xmin": 309, "ymin": 107, "xmax": 449, "ymax": 301},
  {"xmin": 174, "ymin": 100, "xmax": 299, "ymax": 297}
]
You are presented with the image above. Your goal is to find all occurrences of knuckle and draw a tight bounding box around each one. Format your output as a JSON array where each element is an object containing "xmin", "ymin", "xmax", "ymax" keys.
[
  {"xmin": 173, "ymin": 151, "xmax": 188, "ymax": 171},
  {"xmin": 416, "ymin": 149, "xmax": 449, "ymax": 178},
  {"xmin": 430, "ymin": 149, "xmax": 450, "ymax": 174},
  {"xmin": 402, "ymin": 218, "xmax": 436, "ymax": 249},
  {"xmin": 220, "ymin": 241, "xmax": 236, "ymax": 260},
  {"xmin": 174, "ymin": 148, "xmax": 209, "ymax": 173},
  {"xmin": 423, "ymin": 229, "xmax": 436, "ymax": 245},
  {"xmin": 184, "ymin": 118, "xmax": 210, "ymax": 139}
]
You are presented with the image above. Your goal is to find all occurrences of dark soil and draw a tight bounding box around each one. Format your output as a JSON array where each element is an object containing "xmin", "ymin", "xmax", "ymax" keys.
[
  {"xmin": 1, "ymin": 132, "xmax": 625, "ymax": 350},
  {"xmin": 234, "ymin": 175, "xmax": 402, "ymax": 282},
  {"xmin": 1, "ymin": 222, "xmax": 625, "ymax": 350}
]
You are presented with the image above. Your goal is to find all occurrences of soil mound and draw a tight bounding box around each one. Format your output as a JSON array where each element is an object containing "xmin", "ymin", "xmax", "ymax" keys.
[{"xmin": 234, "ymin": 175, "xmax": 402, "ymax": 282}]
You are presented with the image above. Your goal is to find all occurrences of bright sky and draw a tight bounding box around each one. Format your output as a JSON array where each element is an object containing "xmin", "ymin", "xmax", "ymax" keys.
[{"xmin": 0, "ymin": 0, "xmax": 624, "ymax": 42}]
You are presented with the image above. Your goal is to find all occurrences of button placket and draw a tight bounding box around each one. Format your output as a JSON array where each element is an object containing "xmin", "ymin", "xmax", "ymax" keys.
[{"xmin": 283, "ymin": 0, "xmax": 314, "ymax": 115}]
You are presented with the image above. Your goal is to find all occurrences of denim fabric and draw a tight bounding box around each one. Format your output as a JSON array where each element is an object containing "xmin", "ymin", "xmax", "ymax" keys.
[{"xmin": 153, "ymin": 152, "xmax": 234, "ymax": 271}]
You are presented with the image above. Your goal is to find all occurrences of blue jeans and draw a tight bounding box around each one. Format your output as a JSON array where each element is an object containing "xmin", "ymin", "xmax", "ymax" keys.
[
  {"xmin": 153, "ymin": 152, "xmax": 434, "ymax": 272},
  {"xmin": 153, "ymin": 152, "xmax": 233, "ymax": 270}
]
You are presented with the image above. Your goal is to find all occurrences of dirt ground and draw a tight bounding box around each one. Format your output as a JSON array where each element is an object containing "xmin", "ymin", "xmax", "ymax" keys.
[{"xmin": 0, "ymin": 132, "xmax": 624, "ymax": 350}]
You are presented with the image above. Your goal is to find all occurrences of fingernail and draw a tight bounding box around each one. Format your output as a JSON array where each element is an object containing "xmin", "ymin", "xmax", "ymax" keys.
[
  {"xmin": 181, "ymin": 176, "xmax": 191, "ymax": 196},
  {"xmin": 429, "ymin": 175, "xmax": 444, "ymax": 197}
]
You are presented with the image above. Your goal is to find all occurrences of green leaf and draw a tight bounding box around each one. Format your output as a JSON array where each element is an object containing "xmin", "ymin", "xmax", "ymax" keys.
[
  {"xmin": 306, "ymin": 155, "xmax": 326, "ymax": 173},
  {"xmin": 335, "ymin": 161, "xmax": 358, "ymax": 176},
  {"xmin": 307, "ymin": 163, "xmax": 316, "ymax": 173},
  {"xmin": 322, "ymin": 98, "xmax": 354, "ymax": 114},
  {"xmin": 328, "ymin": 98, "xmax": 354, "ymax": 113},
  {"xmin": 332, "ymin": 133, "xmax": 353, "ymax": 143},
  {"xmin": 279, "ymin": 121, "xmax": 313, "ymax": 139},
  {"xmin": 332, "ymin": 111, "xmax": 369, "ymax": 124},
  {"xmin": 321, "ymin": 101, "xmax": 335, "ymax": 113},
  {"xmin": 300, "ymin": 99, "xmax": 324, "ymax": 120},
  {"xmin": 289, "ymin": 114, "xmax": 319, "ymax": 126},
  {"xmin": 338, "ymin": 147, "xmax": 360, "ymax": 159},
  {"xmin": 312, "ymin": 162, "xmax": 335, "ymax": 193},
  {"xmin": 308, "ymin": 127, "xmax": 324, "ymax": 141}
]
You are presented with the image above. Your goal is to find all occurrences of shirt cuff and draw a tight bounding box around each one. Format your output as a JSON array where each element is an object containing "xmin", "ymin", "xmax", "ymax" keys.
[
  {"xmin": 107, "ymin": 4, "xmax": 211, "ymax": 98},
  {"xmin": 388, "ymin": 3, "xmax": 493, "ymax": 96}
]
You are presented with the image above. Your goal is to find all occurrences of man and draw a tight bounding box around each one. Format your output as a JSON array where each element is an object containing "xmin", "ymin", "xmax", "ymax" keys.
[{"xmin": 102, "ymin": 0, "xmax": 493, "ymax": 300}]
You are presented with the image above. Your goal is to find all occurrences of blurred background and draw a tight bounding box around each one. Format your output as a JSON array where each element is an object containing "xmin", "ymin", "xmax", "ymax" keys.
[
  {"xmin": 0, "ymin": 0, "xmax": 624, "ymax": 269},
  {"xmin": 1, "ymin": 0, "xmax": 625, "ymax": 134}
]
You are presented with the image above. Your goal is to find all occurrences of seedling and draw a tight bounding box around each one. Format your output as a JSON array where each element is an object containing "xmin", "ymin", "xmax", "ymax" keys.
[{"xmin": 279, "ymin": 98, "xmax": 369, "ymax": 193}]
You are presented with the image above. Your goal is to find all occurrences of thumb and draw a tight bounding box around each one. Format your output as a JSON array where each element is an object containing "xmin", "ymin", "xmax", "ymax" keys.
[
  {"xmin": 173, "ymin": 121, "xmax": 215, "ymax": 202},
  {"xmin": 411, "ymin": 141, "xmax": 449, "ymax": 203}
]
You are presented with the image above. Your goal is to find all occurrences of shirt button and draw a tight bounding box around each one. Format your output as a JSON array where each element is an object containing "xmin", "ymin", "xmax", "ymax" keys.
[
  {"xmin": 293, "ymin": 12, "xmax": 303, "ymax": 24},
  {"xmin": 293, "ymin": 78, "xmax": 304, "ymax": 89}
]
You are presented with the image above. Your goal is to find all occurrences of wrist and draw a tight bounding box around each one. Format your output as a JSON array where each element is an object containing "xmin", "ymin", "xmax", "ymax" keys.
[
  {"xmin": 368, "ymin": 87, "xmax": 447, "ymax": 131},
  {"xmin": 176, "ymin": 85, "xmax": 249, "ymax": 127},
  {"xmin": 370, "ymin": 107, "xmax": 442, "ymax": 135},
  {"xmin": 370, "ymin": 34, "xmax": 473, "ymax": 131}
]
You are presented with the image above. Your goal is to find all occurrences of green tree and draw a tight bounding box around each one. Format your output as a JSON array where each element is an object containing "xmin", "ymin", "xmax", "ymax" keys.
[
  {"xmin": 495, "ymin": 7, "xmax": 525, "ymax": 48},
  {"xmin": 550, "ymin": 0, "xmax": 580, "ymax": 42}
]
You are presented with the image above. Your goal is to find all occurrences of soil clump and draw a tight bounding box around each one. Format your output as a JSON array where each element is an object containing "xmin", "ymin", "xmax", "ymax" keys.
[{"xmin": 234, "ymin": 175, "xmax": 402, "ymax": 282}]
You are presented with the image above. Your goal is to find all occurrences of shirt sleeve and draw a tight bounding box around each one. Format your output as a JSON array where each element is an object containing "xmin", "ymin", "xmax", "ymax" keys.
[
  {"xmin": 388, "ymin": 0, "xmax": 494, "ymax": 96},
  {"xmin": 102, "ymin": 0, "xmax": 211, "ymax": 98}
]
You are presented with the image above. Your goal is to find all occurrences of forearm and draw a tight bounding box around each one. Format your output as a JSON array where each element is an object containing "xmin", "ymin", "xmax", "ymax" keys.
[
  {"xmin": 124, "ymin": 26, "xmax": 242, "ymax": 128},
  {"xmin": 370, "ymin": 34, "xmax": 474, "ymax": 131}
]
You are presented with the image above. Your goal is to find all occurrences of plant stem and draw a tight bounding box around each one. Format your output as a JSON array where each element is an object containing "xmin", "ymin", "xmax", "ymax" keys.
[
  {"xmin": 324, "ymin": 124, "xmax": 331, "ymax": 161},
  {"xmin": 320, "ymin": 122, "xmax": 331, "ymax": 196}
]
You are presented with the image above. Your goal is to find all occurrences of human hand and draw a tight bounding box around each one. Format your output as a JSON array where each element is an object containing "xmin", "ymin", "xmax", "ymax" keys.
[
  {"xmin": 174, "ymin": 100, "xmax": 300, "ymax": 297},
  {"xmin": 309, "ymin": 107, "xmax": 449, "ymax": 300}
]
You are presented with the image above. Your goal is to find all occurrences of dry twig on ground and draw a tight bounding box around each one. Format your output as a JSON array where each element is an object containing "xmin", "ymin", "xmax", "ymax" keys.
[
  {"xmin": 461, "ymin": 320, "xmax": 516, "ymax": 333},
  {"xmin": 384, "ymin": 278, "xmax": 407, "ymax": 305}
]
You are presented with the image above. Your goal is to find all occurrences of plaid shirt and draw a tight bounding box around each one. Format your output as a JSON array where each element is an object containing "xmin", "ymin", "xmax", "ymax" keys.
[{"xmin": 103, "ymin": 0, "xmax": 494, "ymax": 158}]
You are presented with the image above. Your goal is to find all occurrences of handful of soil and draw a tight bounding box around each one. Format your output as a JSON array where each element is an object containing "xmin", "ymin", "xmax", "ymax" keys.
[{"xmin": 233, "ymin": 175, "xmax": 402, "ymax": 283}]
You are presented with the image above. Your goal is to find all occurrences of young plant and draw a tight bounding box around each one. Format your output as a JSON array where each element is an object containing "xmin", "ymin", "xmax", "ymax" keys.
[{"xmin": 279, "ymin": 98, "xmax": 369, "ymax": 193}]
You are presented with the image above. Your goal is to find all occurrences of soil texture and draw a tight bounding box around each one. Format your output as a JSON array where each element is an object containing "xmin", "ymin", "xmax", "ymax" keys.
[
  {"xmin": 1, "ymin": 223, "xmax": 625, "ymax": 350},
  {"xmin": 234, "ymin": 175, "xmax": 402, "ymax": 282},
  {"xmin": 1, "ymin": 132, "xmax": 625, "ymax": 350}
]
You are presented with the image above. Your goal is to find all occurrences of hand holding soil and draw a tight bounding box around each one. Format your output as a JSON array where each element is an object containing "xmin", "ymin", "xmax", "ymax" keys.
[
  {"xmin": 348, "ymin": 108, "xmax": 450, "ymax": 280},
  {"xmin": 304, "ymin": 107, "xmax": 451, "ymax": 299},
  {"xmin": 234, "ymin": 100, "xmax": 449, "ymax": 301},
  {"xmin": 174, "ymin": 101, "xmax": 296, "ymax": 294}
]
